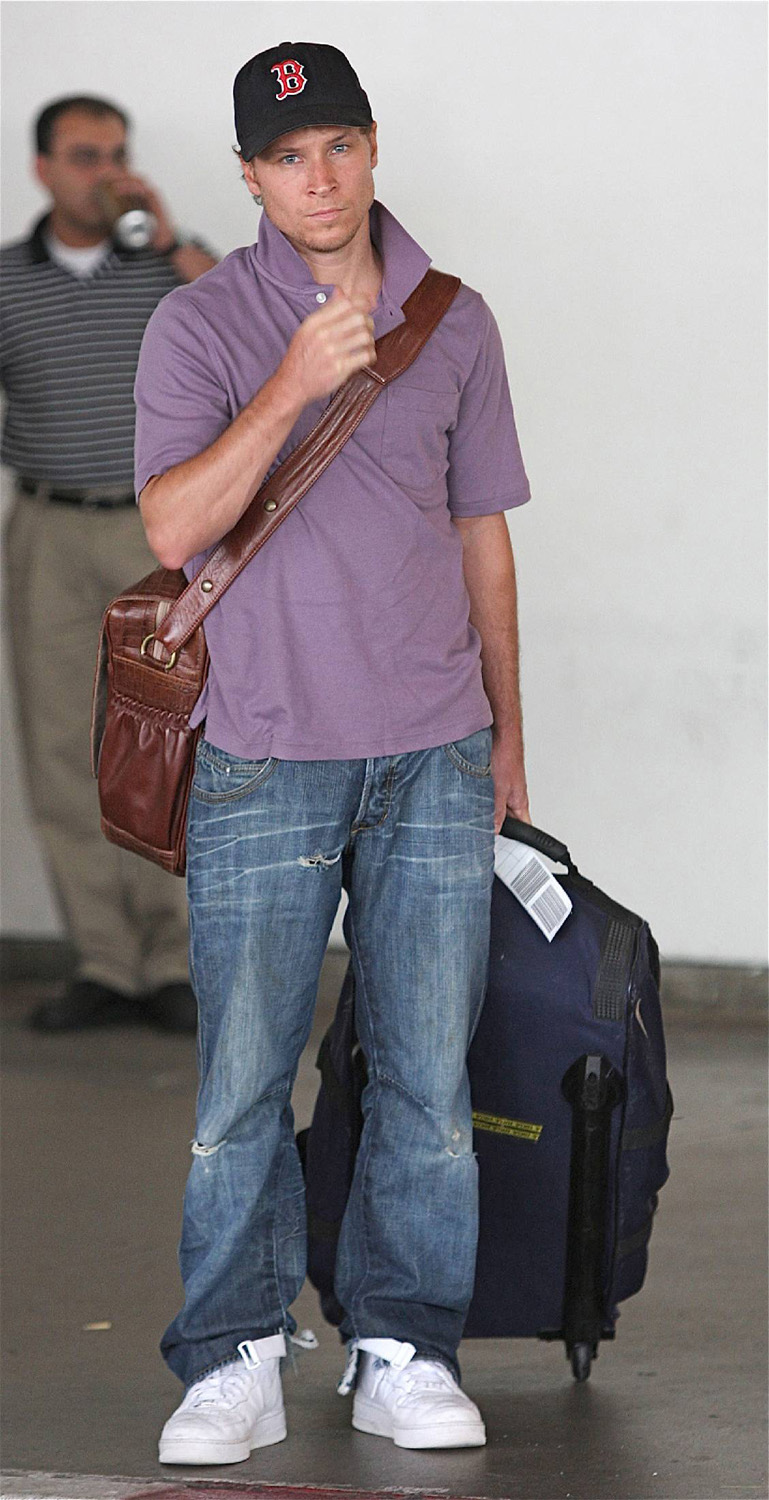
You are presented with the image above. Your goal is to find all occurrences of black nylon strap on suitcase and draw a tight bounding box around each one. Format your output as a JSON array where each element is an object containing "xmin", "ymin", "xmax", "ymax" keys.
[{"xmin": 593, "ymin": 918, "xmax": 637, "ymax": 1021}]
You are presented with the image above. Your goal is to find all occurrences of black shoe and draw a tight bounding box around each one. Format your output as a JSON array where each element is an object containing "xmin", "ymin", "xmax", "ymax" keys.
[
  {"xmin": 145, "ymin": 981, "xmax": 197, "ymax": 1034},
  {"xmin": 29, "ymin": 979, "xmax": 144, "ymax": 1032}
]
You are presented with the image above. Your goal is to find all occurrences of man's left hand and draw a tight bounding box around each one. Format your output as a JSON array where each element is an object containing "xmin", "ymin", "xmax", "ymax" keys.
[{"xmin": 491, "ymin": 727, "xmax": 531, "ymax": 833}]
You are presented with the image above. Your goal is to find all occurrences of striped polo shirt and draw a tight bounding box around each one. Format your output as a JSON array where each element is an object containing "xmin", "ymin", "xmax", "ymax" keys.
[{"xmin": 0, "ymin": 213, "xmax": 183, "ymax": 488}]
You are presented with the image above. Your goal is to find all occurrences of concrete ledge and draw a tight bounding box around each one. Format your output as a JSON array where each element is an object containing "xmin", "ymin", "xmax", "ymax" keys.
[
  {"xmin": 661, "ymin": 961, "xmax": 767, "ymax": 1023},
  {"xmin": 1, "ymin": 937, "xmax": 766, "ymax": 1023}
]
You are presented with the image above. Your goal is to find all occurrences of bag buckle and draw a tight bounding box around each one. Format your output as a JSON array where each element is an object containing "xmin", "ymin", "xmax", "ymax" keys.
[{"xmin": 140, "ymin": 632, "xmax": 178, "ymax": 671}]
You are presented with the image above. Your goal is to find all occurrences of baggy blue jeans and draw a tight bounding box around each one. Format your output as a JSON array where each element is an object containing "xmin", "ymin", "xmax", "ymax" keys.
[{"xmin": 161, "ymin": 729, "xmax": 496, "ymax": 1387}]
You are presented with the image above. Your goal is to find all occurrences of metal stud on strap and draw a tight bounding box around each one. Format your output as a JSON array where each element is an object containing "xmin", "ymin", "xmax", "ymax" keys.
[{"xmin": 264, "ymin": 499, "xmax": 278, "ymax": 512}]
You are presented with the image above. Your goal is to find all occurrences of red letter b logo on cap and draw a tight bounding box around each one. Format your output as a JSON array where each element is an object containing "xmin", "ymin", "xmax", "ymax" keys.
[{"xmin": 271, "ymin": 60, "xmax": 307, "ymax": 101}]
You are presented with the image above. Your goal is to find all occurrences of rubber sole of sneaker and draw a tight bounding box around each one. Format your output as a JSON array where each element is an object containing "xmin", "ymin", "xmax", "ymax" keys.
[
  {"xmin": 352, "ymin": 1403, "xmax": 486, "ymax": 1449},
  {"xmin": 159, "ymin": 1412, "xmax": 287, "ymax": 1464}
]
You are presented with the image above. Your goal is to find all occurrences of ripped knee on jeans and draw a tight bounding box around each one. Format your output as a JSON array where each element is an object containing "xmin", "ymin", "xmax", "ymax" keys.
[
  {"xmin": 445, "ymin": 1126, "xmax": 472, "ymax": 1159},
  {"xmin": 297, "ymin": 849, "xmax": 342, "ymax": 870},
  {"xmin": 191, "ymin": 1138, "xmax": 226, "ymax": 1157}
]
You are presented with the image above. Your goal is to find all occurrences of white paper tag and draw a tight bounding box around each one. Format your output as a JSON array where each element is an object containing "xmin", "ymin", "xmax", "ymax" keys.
[{"xmin": 494, "ymin": 836, "xmax": 573, "ymax": 942}]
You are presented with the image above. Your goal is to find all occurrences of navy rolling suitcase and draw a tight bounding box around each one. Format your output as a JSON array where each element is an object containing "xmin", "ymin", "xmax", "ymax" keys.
[{"xmin": 299, "ymin": 817, "xmax": 673, "ymax": 1381}]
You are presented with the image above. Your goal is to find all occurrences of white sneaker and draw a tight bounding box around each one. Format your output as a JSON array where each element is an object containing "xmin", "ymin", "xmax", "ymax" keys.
[
  {"xmin": 349, "ymin": 1338, "xmax": 486, "ymax": 1449},
  {"xmin": 158, "ymin": 1334, "xmax": 287, "ymax": 1464}
]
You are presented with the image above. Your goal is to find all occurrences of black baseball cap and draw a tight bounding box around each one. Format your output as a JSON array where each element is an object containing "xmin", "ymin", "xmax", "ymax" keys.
[{"xmin": 234, "ymin": 42, "xmax": 373, "ymax": 160}]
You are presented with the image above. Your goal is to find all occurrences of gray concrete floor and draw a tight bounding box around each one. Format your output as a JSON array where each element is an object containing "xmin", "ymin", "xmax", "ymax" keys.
[{"xmin": 1, "ymin": 954, "xmax": 767, "ymax": 1500}]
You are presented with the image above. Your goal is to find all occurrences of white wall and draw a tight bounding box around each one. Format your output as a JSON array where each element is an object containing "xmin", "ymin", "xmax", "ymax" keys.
[{"xmin": 0, "ymin": 2, "xmax": 766, "ymax": 962}]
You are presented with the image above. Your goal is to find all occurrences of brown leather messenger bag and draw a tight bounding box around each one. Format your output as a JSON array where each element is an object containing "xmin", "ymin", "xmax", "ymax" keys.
[{"xmin": 90, "ymin": 268, "xmax": 461, "ymax": 875}]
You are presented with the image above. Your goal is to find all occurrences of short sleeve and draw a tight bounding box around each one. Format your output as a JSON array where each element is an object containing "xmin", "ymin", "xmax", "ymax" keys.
[
  {"xmin": 134, "ymin": 291, "xmax": 231, "ymax": 497},
  {"xmin": 447, "ymin": 299, "xmax": 531, "ymax": 518}
]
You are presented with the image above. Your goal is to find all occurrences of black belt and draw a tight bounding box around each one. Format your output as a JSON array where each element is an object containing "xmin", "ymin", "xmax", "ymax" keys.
[{"xmin": 19, "ymin": 477, "xmax": 135, "ymax": 509}]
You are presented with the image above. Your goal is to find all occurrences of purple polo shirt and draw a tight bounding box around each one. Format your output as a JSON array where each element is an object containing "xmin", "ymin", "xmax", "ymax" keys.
[{"xmin": 134, "ymin": 201, "xmax": 530, "ymax": 760}]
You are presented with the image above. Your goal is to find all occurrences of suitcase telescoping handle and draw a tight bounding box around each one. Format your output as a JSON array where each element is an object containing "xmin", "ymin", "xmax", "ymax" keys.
[{"xmin": 500, "ymin": 816, "xmax": 577, "ymax": 874}]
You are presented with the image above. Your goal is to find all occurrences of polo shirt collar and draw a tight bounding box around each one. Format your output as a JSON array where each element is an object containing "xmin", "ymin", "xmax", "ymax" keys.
[
  {"xmin": 252, "ymin": 199, "xmax": 431, "ymax": 332},
  {"xmin": 28, "ymin": 214, "xmax": 51, "ymax": 265}
]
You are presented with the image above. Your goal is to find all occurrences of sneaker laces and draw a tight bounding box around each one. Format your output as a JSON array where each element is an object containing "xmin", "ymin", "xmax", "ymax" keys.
[
  {"xmin": 186, "ymin": 1361, "xmax": 252, "ymax": 1410},
  {"xmin": 387, "ymin": 1359, "xmax": 459, "ymax": 1400}
]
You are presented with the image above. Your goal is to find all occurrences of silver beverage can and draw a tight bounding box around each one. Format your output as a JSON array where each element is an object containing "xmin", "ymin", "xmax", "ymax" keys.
[{"xmin": 95, "ymin": 183, "xmax": 158, "ymax": 250}]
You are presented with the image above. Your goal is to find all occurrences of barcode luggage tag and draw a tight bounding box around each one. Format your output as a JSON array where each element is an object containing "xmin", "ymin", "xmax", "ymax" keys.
[{"xmin": 494, "ymin": 835, "xmax": 573, "ymax": 942}]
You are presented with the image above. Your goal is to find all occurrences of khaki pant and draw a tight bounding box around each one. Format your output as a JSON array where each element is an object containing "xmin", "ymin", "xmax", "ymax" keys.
[{"xmin": 4, "ymin": 490, "xmax": 189, "ymax": 994}]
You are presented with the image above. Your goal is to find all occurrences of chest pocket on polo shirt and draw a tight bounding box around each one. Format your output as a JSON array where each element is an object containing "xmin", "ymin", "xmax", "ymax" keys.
[{"xmin": 380, "ymin": 384, "xmax": 460, "ymax": 488}]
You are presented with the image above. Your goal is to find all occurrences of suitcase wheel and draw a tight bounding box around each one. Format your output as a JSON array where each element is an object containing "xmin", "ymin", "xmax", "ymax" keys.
[{"xmin": 570, "ymin": 1343, "xmax": 593, "ymax": 1382}]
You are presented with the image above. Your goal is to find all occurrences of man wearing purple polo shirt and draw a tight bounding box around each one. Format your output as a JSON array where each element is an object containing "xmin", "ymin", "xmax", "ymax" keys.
[{"xmin": 136, "ymin": 42, "xmax": 531, "ymax": 1462}]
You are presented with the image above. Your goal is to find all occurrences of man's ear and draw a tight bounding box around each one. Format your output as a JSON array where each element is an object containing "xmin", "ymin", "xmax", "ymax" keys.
[
  {"xmin": 241, "ymin": 155, "xmax": 262, "ymax": 201},
  {"xmin": 368, "ymin": 122, "xmax": 378, "ymax": 171},
  {"xmin": 35, "ymin": 154, "xmax": 52, "ymax": 192}
]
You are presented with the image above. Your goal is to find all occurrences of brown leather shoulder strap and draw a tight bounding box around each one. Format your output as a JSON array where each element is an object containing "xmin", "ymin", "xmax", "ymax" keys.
[{"xmin": 153, "ymin": 267, "xmax": 461, "ymax": 657}]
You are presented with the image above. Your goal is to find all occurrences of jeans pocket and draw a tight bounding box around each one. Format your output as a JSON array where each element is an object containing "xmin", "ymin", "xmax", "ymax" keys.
[
  {"xmin": 192, "ymin": 740, "xmax": 280, "ymax": 803},
  {"xmin": 442, "ymin": 727, "xmax": 493, "ymax": 777}
]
